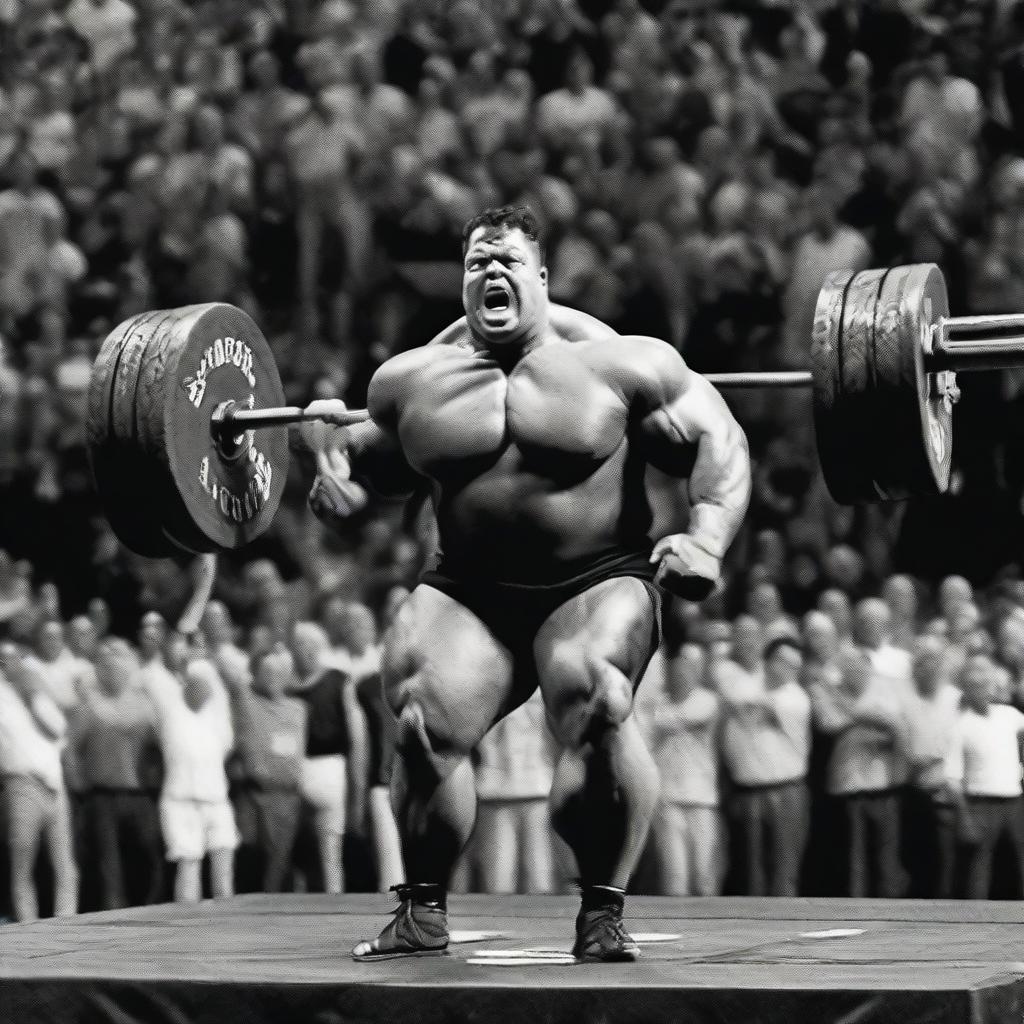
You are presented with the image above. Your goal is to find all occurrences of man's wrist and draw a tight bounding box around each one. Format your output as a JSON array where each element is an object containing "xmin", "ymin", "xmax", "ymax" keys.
[{"xmin": 686, "ymin": 506, "xmax": 734, "ymax": 561}]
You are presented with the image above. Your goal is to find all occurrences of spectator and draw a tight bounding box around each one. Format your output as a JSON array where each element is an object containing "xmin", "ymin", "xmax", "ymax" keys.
[
  {"xmin": 0, "ymin": 151, "xmax": 63, "ymax": 333},
  {"xmin": 87, "ymin": 598, "xmax": 111, "ymax": 643},
  {"xmin": 230, "ymin": 50, "xmax": 310, "ymax": 162},
  {"xmin": 938, "ymin": 575, "xmax": 975, "ymax": 622},
  {"xmin": 650, "ymin": 642, "xmax": 723, "ymax": 896},
  {"xmin": 946, "ymin": 654, "xmax": 1024, "ymax": 900},
  {"xmin": 290, "ymin": 621, "xmax": 368, "ymax": 895},
  {"xmin": 284, "ymin": 86, "xmax": 369, "ymax": 341},
  {"xmin": 600, "ymin": 0, "xmax": 660, "ymax": 74},
  {"xmin": 717, "ymin": 636, "xmax": 811, "ymax": 897},
  {"xmin": 536, "ymin": 48, "xmax": 618, "ymax": 155},
  {"xmin": 474, "ymin": 687, "xmax": 556, "ymax": 895},
  {"xmin": 71, "ymin": 637, "xmax": 162, "ymax": 909},
  {"xmin": 746, "ymin": 580, "xmax": 798, "ymax": 643},
  {"xmin": 64, "ymin": 0, "xmax": 138, "ymax": 77},
  {"xmin": 0, "ymin": 641, "xmax": 78, "ymax": 920},
  {"xmin": 813, "ymin": 646, "xmax": 906, "ymax": 898},
  {"xmin": 802, "ymin": 610, "xmax": 842, "ymax": 680},
  {"xmin": 352, "ymin": 659, "xmax": 403, "ymax": 893},
  {"xmin": 0, "ymin": 550, "xmax": 31, "ymax": 632},
  {"xmin": 228, "ymin": 645, "xmax": 307, "ymax": 894},
  {"xmin": 882, "ymin": 574, "xmax": 920, "ymax": 652},
  {"xmin": 901, "ymin": 635, "xmax": 961, "ymax": 899},
  {"xmin": 137, "ymin": 611, "xmax": 167, "ymax": 669},
  {"xmin": 200, "ymin": 599, "xmax": 249, "ymax": 691},
  {"xmin": 65, "ymin": 616, "xmax": 98, "ymax": 666},
  {"xmin": 548, "ymin": 208, "xmax": 628, "ymax": 324},
  {"xmin": 853, "ymin": 596, "xmax": 912, "ymax": 691},
  {"xmin": 781, "ymin": 183, "xmax": 871, "ymax": 369},
  {"xmin": 24, "ymin": 618, "xmax": 83, "ymax": 713},
  {"xmin": 150, "ymin": 652, "xmax": 237, "ymax": 904}
]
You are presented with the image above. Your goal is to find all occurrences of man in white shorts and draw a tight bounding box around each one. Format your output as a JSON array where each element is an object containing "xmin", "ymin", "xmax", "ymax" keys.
[{"xmin": 150, "ymin": 650, "xmax": 237, "ymax": 903}]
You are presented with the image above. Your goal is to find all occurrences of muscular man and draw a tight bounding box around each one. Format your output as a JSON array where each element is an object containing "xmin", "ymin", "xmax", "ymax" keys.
[{"xmin": 306, "ymin": 206, "xmax": 750, "ymax": 962}]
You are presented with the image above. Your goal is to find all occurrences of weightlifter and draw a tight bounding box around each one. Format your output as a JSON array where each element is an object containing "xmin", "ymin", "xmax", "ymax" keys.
[{"xmin": 304, "ymin": 205, "xmax": 752, "ymax": 962}]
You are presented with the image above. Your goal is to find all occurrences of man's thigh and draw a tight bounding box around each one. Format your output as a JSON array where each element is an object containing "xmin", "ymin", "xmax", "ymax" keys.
[
  {"xmin": 160, "ymin": 799, "xmax": 203, "ymax": 863},
  {"xmin": 383, "ymin": 583, "xmax": 518, "ymax": 753},
  {"xmin": 533, "ymin": 576, "xmax": 659, "ymax": 736}
]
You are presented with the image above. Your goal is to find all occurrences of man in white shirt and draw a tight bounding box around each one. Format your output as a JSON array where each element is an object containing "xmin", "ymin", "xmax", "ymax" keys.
[
  {"xmin": 718, "ymin": 636, "xmax": 811, "ymax": 896},
  {"xmin": 536, "ymin": 49, "xmax": 619, "ymax": 154},
  {"xmin": 853, "ymin": 597, "xmax": 913, "ymax": 695},
  {"xmin": 946, "ymin": 654, "xmax": 1024, "ymax": 899},
  {"xmin": 901, "ymin": 635, "xmax": 962, "ymax": 898},
  {"xmin": 148, "ymin": 650, "xmax": 236, "ymax": 903},
  {"xmin": 24, "ymin": 619, "xmax": 84, "ymax": 712},
  {"xmin": 650, "ymin": 643, "xmax": 723, "ymax": 896},
  {"xmin": 0, "ymin": 642, "xmax": 78, "ymax": 920},
  {"xmin": 812, "ymin": 642, "xmax": 909, "ymax": 897}
]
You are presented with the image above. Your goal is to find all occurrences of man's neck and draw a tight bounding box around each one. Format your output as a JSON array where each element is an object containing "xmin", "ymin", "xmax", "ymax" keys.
[{"xmin": 473, "ymin": 324, "xmax": 555, "ymax": 366}]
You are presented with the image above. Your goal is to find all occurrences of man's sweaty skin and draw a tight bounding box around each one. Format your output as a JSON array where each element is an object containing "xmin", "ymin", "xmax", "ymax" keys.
[{"xmin": 304, "ymin": 209, "xmax": 751, "ymax": 961}]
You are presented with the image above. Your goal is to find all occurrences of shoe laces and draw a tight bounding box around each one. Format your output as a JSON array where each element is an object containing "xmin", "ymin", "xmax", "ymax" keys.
[{"xmin": 584, "ymin": 904, "xmax": 630, "ymax": 943}]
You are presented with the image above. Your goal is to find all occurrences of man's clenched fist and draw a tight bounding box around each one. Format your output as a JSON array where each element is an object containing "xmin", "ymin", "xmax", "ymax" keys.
[
  {"xmin": 309, "ymin": 447, "xmax": 369, "ymax": 522},
  {"xmin": 650, "ymin": 533, "xmax": 722, "ymax": 602},
  {"xmin": 300, "ymin": 402, "xmax": 369, "ymax": 524}
]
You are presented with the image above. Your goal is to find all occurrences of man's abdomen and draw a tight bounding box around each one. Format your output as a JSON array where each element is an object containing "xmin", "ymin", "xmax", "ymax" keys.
[{"xmin": 433, "ymin": 449, "xmax": 653, "ymax": 583}]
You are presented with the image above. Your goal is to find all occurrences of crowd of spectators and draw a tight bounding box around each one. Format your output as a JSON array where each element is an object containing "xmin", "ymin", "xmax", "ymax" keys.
[
  {"xmin": 6, "ymin": 561, "xmax": 1024, "ymax": 920},
  {"xmin": 7, "ymin": 0, "xmax": 1024, "ymax": 916}
]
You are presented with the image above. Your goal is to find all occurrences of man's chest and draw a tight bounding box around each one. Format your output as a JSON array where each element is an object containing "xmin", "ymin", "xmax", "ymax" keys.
[{"xmin": 394, "ymin": 347, "xmax": 634, "ymax": 475}]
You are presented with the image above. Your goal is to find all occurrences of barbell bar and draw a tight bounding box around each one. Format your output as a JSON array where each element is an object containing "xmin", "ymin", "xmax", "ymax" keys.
[{"xmin": 86, "ymin": 263, "xmax": 1024, "ymax": 558}]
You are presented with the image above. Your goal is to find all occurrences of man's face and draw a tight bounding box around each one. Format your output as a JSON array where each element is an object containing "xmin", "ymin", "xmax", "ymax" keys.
[
  {"xmin": 68, "ymin": 617, "xmax": 97, "ymax": 658},
  {"xmin": 37, "ymin": 622, "xmax": 64, "ymax": 661},
  {"xmin": 854, "ymin": 601, "xmax": 889, "ymax": 650},
  {"xmin": 961, "ymin": 655, "xmax": 992, "ymax": 709},
  {"xmin": 202, "ymin": 602, "xmax": 233, "ymax": 647},
  {"xmin": 97, "ymin": 646, "xmax": 131, "ymax": 695},
  {"xmin": 463, "ymin": 226, "xmax": 547, "ymax": 347},
  {"xmin": 913, "ymin": 640, "xmax": 945, "ymax": 693},
  {"xmin": 255, "ymin": 648, "xmax": 294, "ymax": 699}
]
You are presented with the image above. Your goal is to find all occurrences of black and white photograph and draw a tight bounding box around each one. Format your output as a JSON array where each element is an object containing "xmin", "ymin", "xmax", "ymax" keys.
[{"xmin": 2, "ymin": 0, "xmax": 1024, "ymax": 1021}]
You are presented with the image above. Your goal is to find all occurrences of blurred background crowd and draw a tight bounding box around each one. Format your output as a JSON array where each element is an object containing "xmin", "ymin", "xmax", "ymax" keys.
[{"xmin": 7, "ymin": 0, "xmax": 1024, "ymax": 918}]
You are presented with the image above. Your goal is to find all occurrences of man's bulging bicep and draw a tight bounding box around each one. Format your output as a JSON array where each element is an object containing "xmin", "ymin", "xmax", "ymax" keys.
[{"xmin": 639, "ymin": 343, "xmax": 752, "ymax": 559}]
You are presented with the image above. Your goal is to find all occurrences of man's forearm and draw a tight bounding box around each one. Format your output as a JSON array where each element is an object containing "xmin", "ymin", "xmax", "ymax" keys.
[{"xmin": 346, "ymin": 421, "xmax": 419, "ymax": 499}]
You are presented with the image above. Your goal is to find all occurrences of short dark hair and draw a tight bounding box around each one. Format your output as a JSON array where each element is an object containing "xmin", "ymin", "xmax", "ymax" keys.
[
  {"xmin": 462, "ymin": 205, "xmax": 545, "ymax": 262},
  {"xmin": 764, "ymin": 636, "xmax": 804, "ymax": 662}
]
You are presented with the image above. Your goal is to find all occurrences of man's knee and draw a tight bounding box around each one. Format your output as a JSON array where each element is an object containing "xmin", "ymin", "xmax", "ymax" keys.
[{"xmin": 544, "ymin": 647, "xmax": 635, "ymax": 747}]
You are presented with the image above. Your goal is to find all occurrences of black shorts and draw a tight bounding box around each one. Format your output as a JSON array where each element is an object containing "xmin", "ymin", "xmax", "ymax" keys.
[{"xmin": 420, "ymin": 547, "xmax": 663, "ymax": 670}]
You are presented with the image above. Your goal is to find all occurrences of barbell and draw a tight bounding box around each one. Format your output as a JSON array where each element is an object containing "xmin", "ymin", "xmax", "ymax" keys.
[{"xmin": 85, "ymin": 263, "xmax": 1024, "ymax": 558}]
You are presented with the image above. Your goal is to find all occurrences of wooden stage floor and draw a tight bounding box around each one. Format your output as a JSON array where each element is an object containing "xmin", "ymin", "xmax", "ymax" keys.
[{"xmin": 1, "ymin": 894, "xmax": 1023, "ymax": 1023}]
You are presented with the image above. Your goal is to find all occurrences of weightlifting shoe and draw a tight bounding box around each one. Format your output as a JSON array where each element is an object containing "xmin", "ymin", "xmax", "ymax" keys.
[
  {"xmin": 351, "ymin": 883, "xmax": 450, "ymax": 961},
  {"xmin": 572, "ymin": 885, "xmax": 640, "ymax": 963}
]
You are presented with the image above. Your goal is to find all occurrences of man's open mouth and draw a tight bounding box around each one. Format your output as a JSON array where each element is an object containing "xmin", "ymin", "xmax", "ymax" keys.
[{"xmin": 483, "ymin": 285, "xmax": 511, "ymax": 311}]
